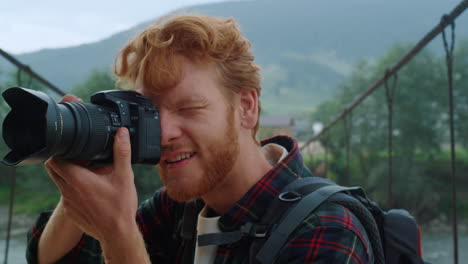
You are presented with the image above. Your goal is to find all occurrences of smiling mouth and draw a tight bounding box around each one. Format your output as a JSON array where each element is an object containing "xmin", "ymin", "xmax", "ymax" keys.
[{"xmin": 165, "ymin": 152, "xmax": 196, "ymax": 164}]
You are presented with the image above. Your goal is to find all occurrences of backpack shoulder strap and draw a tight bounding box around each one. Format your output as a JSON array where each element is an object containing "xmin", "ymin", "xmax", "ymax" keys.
[
  {"xmin": 179, "ymin": 199, "xmax": 203, "ymax": 264},
  {"xmin": 196, "ymin": 178, "xmax": 333, "ymax": 250},
  {"xmin": 248, "ymin": 177, "xmax": 332, "ymax": 263},
  {"xmin": 255, "ymin": 181, "xmax": 360, "ymax": 264}
]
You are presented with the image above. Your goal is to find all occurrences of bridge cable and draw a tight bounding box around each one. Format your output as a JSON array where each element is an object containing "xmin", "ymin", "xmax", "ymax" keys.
[
  {"xmin": 3, "ymin": 167, "xmax": 16, "ymax": 264},
  {"xmin": 384, "ymin": 71, "xmax": 398, "ymax": 208},
  {"xmin": 300, "ymin": 0, "xmax": 468, "ymax": 151},
  {"xmin": 16, "ymin": 66, "xmax": 33, "ymax": 88},
  {"xmin": 2, "ymin": 68, "xmax": 27, "ymax": 264},
  {"xmin": 343, "ymin": 111, "xmax": 353, "ymax": 186},
  {"xmin": 0, "ymin": 48, "xmax": 65, "ymax": 96},
  {"xmin": 324, "ymin": 133, "xmax": 330, "ymax": 178},
  {"xmin": 441, "ymin": 15, "xmax": 458, "ymax": 264}
]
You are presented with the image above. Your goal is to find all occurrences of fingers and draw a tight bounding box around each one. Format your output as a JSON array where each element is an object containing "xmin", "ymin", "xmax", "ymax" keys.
[
  {"xmin": 45, "ymin": 158, "xmax": 91, "ymax": 193},
  {"xmin": 44, "ymin": 127, "xmax": 134, "ymax": 193},
  {"xmin": 113, "ymin": 127, "xmax": 133, "ymax": 184},
  {"xmin": 45, "ymin": 159, "xmax": 74, "ymax": 195},
  {"xmin": 60, "ymin": 94, "xmax": 83, "ymax": 103}
]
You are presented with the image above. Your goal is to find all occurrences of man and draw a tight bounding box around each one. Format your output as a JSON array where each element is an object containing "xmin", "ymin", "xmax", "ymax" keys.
[{"xmin": 26, "ymin": 14, "xmax": 371, "ymax": 263}]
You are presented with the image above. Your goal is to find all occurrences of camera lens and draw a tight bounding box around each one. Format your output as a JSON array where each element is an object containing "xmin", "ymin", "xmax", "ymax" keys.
[
  {"xmin": 2, "ymin": 87, "xmax": 161, "ymax": 166},
  {"xmin": 55, "ymin": 102, "xmax": 113, "ymax": 160},
  {"xmin": 2, "ymin": 88, "xmax": 113, "ymax": 165}
]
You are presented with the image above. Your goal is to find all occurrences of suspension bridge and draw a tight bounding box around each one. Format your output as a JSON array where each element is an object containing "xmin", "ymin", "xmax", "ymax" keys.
[{"xmin": 1, "ymin": 0, "xmax": 468, "ymax": 263}]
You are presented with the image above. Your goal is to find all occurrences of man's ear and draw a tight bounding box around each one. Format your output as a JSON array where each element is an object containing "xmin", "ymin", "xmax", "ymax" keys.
[{"xmin": 238, "ymin": 89, "xmax": 259, "ymax": 129}]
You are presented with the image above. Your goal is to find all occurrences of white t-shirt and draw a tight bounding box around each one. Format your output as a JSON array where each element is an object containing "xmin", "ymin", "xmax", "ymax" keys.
[{"xmin": 193, "ymin": 143, "xmax": 288, "ymax": 264}]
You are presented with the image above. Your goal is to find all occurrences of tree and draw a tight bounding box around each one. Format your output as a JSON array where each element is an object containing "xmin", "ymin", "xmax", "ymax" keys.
[
  {"xmin": 71, "ymin": 69, "xmax": 119, "ymax": 100},
  {"xmin": 309, "ymin": 43, "xmax": 449, "ymax": 214}
]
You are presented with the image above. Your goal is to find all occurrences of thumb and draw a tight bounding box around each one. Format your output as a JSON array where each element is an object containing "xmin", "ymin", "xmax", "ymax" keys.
[{"xmin": 113, "ymin": 127, "xmax": 132, "ymax": 174}]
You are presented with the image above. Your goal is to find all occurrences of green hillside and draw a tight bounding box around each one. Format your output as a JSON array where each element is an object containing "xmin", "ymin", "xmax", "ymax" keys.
[{"xmin": 1, "ymin": 0, "xmax": 467, "ymax": 115}]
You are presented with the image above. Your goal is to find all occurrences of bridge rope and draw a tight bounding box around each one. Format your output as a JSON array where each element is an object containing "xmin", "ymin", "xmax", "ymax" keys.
[
  {"xmin": 0, "ymin": 49, "xmax": 65, "ymax": 264},
  {"xmin": 441, "ymin": 15, "xmax": 458, "ymax": 264},
  {"xmin": 324, "ymin": 133, "xmax": 330, "ymax": 178},
  {"xmin": 3, "ymin": 167, "xmax": 16, "ymax": 264},
  {"xmin": 299, "ymin": 1, "xmax": 468, "ymax": 263},
  {"xmin": 300, "ymin": 0, "xmax": 468, "ymax": 150},
  {"xmin": 0, "ymin": 48, "xmax": 65, "ymax": 96},
  {"xmin": 0, "ymin": 1, "xmax": 467, "ymax": 264},
  {"xmin": 384, "ymin": 71, "xmax": 398, "ymax": 208},
  {"xmin": 343, "ymin": 111, "xmax": 352, "ymax": 186},
  {"xmin": 2, "ymin": 68, "xmax": 28, "ymax": 264}
]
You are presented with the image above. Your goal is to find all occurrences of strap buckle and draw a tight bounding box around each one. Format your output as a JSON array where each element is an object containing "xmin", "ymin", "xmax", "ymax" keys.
[
  {"xmin": 242, "ymin": 222, "xmax": 268, "ymax": 238},
  {"xmin": 278, "ymin": 191, "xmax": 302, "ymax": 202}
]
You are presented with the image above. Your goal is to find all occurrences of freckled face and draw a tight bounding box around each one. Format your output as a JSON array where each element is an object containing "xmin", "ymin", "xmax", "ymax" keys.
[{"xmin": 139, "ymin": 59, "xmax": 240, "ymax": 202}]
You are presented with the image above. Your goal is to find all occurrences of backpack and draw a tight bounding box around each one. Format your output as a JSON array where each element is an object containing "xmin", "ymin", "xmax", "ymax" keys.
[{"xmin": 180, "ymin": 176, "xmax": 429, "ymax": 264}]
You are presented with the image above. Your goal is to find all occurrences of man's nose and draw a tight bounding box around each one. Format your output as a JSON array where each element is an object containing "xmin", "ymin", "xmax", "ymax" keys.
[{"xmin": 159, "ymin": 111, "xmax": 182, "ymax": 145}]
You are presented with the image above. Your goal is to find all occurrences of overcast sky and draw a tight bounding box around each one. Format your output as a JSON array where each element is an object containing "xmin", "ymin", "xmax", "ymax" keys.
[{"xmin": 2, "ymin": 0, "xmax": 233, "ymax": 54}]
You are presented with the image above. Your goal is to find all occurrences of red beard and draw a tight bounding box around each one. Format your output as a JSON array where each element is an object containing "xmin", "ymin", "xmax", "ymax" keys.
[{"xmin": 158, "ymin": 108, "xmax": 239, "ymax": 202}]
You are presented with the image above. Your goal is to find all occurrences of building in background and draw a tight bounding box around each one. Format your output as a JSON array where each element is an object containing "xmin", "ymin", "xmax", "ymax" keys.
[{"xmin": 259, "ymin": 115, "xmax": 295, "ymax": 138}]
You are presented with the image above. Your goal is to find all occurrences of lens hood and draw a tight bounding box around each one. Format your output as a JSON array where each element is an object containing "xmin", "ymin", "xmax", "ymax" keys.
[{"xmin": 2, "ymin": 87, "xmax": 61, "ymax": 165}]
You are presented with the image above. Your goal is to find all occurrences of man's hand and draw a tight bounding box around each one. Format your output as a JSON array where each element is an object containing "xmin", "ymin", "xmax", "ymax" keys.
[
  {"xmin": 45, "ymin": 127, "xmax": 137, "ymax": 241},
  {"xmin": 39, "ymin": 94, "xmax": 150, "ymax": 263}
]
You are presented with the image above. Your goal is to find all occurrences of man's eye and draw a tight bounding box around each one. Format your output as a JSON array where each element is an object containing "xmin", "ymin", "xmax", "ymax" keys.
[
  {"xmin": 178, "ymin": 107, "xmax": 200, "ymax": 113},
  {"xmin": 178, "ymin": 106, "xmax": 204, "ymax": 112},
  {"xmin": 179, "ymin": 107, "xmax": 194, "ymax": 112}
]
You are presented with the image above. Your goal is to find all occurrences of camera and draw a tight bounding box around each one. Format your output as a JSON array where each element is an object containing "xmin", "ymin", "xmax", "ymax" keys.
[{"xmin": 1, "ymin": 87, "xmax": 161, "ymax": 166}]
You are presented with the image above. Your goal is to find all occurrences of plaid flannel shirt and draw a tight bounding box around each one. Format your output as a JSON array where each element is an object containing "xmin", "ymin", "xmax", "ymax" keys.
[{"xmin": 26, "ymin": 135, "xmax": 372, "ymax": 263}]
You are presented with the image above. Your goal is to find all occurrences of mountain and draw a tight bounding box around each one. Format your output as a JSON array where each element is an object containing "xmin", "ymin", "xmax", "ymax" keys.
[{"xmin": 1, "ymin": 0, "xmax": 467, "ymax": 114}]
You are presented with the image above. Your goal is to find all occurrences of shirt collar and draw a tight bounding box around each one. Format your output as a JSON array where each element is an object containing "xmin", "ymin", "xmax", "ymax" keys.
[
  {"xmin": 218, "ymin": 135, "xmax": 311, "ymax": 231},
  {"xmin": 261, "ymin": 142, "xmax": 288, "ymax": 166}
]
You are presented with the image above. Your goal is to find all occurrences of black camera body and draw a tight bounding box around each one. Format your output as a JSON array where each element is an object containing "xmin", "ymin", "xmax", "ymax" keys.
[
  {"xmin": 86, "ymin": 90, "xmax": 161, "ymax": 164},
  {"xmin": 2, "ymin": 87, "xmax": 161, "ymax": 166}
]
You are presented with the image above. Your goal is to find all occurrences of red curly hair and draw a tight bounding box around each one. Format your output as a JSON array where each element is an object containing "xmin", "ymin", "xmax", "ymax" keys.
[{"xmin": 114, "ymin": 14, "xmax": 262, "ymax": 142}]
